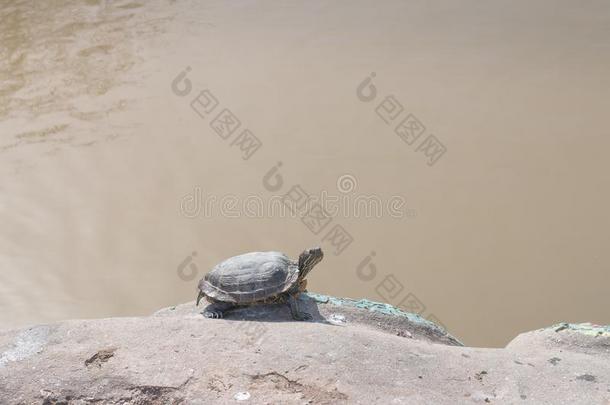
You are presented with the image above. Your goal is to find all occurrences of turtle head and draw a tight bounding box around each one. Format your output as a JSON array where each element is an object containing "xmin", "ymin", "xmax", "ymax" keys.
[{"xmin": 297, "ymin": 247, "xmax": 324, "ymax": 280}]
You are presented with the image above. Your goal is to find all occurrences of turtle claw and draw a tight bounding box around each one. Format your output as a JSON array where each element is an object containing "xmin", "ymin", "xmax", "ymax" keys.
[
  {"xmin": 203, "ymin": 310, "xmax": 223, "ymax": 319},
  {"xmin": 287, "ymin": 295, "xmax": 312, "ymax": 321},
  {"xmin": 294, "ymin": 312, "xmax": 312, "ymax": 321},
  {"xmin": 202, "ymin": 302, "xmax": 235, "ymax": 319}
]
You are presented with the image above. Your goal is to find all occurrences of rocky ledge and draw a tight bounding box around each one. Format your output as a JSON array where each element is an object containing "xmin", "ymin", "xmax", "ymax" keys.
[{"xmin": 0, "ymin": 293, "xmax": 608, "ymax": 404}]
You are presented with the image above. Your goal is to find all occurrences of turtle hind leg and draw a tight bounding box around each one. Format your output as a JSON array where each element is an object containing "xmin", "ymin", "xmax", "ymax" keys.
[
  {"xmin": 203, "ymin": 301, "xmax": 236, "ymax": 319},
  {"xmin": 287, "ymin": 294, "xmax": 312, "ymax": 321}
]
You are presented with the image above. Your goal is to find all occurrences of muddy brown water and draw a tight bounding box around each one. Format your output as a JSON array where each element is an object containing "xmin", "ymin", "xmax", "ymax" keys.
[{"xmin": 1, "ymin": 0, "xmax": 609, "ymax": 347}]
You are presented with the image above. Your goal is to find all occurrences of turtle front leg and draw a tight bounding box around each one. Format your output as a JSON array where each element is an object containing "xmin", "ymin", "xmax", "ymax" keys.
[
  {"xmin": 203, "ymin": 302, "xmax": 236, "ymax": 319},
  {"xmin": 287, "ymin": 294, "xmax": 312, "ymax": 321}
]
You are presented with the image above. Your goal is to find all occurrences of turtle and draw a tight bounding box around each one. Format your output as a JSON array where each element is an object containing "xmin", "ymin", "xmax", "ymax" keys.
[{"xmin": 196, "ymin": 247, "xmax": 324, "ymax": 321}]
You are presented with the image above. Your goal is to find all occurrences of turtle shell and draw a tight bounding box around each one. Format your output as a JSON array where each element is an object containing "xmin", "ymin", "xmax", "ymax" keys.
[{"xmin": 199, "ymin": 251, "xmax": 299, "ymax": 304}]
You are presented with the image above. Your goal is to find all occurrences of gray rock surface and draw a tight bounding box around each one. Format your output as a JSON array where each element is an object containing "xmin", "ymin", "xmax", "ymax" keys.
[{"xmin": 0, "ymin": 294, "xmax": 608, "ymax": 404}]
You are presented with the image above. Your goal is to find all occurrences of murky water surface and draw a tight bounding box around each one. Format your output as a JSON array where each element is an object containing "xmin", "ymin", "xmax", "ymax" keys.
[{"xmin": 1, "ymin": 0, "xmax": 609, "ymax": 347}]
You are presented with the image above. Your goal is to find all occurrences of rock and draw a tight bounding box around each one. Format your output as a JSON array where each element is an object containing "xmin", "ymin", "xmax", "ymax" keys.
[{"xmin": 0, "ymin": 294, "xmax": 608, "ymax": 404}]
